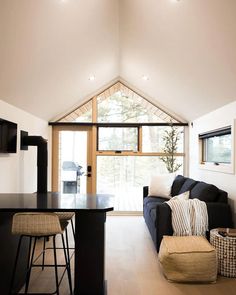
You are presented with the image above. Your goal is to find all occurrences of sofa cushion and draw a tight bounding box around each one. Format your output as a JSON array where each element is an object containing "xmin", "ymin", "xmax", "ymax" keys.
[
  {"xmin": 171, "ymin": 175, "xmax": 187, "ymax": 196},
  {"xmin": 217, "ymin": 189, "xmax": 228, "ymax": 203},
  {"xmin": 179, "ymin": 178, "xmax": 198, "ymax": 194},
  {"xmin": 190, "ymin": 182, "xmax": 219, "ymax": 202}
]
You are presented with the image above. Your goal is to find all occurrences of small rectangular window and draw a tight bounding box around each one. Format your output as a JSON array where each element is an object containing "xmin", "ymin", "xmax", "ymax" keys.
[
  {"xmin": 199, "ymin": 127, "xmax": 231, "ymax": 164},
  {"xmin": 98, "ymin": 127, "xmax": 138, "ymax": 152}
]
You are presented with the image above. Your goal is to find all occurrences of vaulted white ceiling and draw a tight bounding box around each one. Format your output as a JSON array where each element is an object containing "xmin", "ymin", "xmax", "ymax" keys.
[{"xmin": 0, "ymin": 0, "xmax": 236, "ymax": 122}]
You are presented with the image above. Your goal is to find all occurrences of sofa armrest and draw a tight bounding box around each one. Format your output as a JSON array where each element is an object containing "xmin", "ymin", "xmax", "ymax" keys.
[
  {"xmin": 206, "ymin": 202, "xmax": 233, "ymax": 229},
  {"xmin": 155, "ymin": 202, "xmax": 173, "ymax": 251},
  {"xmin": 143, "ymin": 186, "xmax": 149, "ymax": 199}
]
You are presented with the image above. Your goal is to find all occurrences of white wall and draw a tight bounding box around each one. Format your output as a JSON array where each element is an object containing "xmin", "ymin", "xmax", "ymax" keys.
[
  {"xmin": 0, "ymin": 100, "xmax": 50, "ymax": 193},
  {"xmin": 189, "ymin": 100, "xmax": 236, "ymax": 224}
]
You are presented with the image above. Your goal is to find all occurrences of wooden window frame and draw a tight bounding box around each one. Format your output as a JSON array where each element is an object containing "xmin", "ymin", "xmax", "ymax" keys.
[{"xmin": 199, "ymin": 122, "xmax": 235, "ymax": 174}]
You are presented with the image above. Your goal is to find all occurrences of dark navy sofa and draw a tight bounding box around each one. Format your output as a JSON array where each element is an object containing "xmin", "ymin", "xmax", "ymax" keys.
[{"xmin": 143, "ymin": 175, "xmax": 233, "ymax": 252}]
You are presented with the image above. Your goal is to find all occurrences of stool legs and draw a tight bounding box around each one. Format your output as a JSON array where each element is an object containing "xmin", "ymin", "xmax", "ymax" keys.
[
  {"xmin": 42, "ymin": 237, "xmax": 46, "ymax": 271},
  {"xmin": 61, "ymin": 234, "xmax": 72, "ymax": 294},
  {"xmin": 70, "ymin": 219, "xmax": 75, "ymax": 241},
  {"xmin": 9, "ymin": 235, "xmax": 23, "ymax": 294},
  {"xmin": 65, "ymin": 228, "xmax": 71, "ymax": 267},
  {"xmin": 52, "ymin": 236, "xmax": 59, "ymax": 295},
  {"xmin": 10, "ymin": 234, "xmax": 72, "ymax": 295},
  {"xmin": 25, "ymin": 237, "xmax": 37, "ymax": 294}
]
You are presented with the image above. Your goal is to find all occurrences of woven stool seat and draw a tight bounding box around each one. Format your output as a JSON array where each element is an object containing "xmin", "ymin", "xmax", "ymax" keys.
[
  {"xmin": 159, "ymin": 236, "xmax": 217, "ymax": 283},
  {"xmin": 55, "ymin": 212, "xmax": 74, "ymax": 221},
  {"xmin": 12, "ymin": 212, "xmax": 63, "ymax": 236},
  {"xmin": 55, "ymin": 212, "xmax": 75, "ymax": 242}
]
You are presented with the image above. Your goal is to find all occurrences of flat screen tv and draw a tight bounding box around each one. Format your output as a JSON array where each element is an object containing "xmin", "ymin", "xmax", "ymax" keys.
[{"xmin": 0, "ymin": 119, "xmax": 17, "ymax": 153}]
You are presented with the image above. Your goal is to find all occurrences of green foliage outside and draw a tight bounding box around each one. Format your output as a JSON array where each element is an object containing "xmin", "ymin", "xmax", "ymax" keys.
[{"xmin": 160, "ymin": 126, "xmax": 182, "ymax": 173}]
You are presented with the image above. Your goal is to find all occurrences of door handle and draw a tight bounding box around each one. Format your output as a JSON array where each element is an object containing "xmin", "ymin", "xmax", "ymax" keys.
[
  {"xmin": 85, "ymin": 166, "xmax": 92, "ymax": 177},
  {"xmin": 84, "ymin": 173, "xmax": 91, "ymax": 177}
]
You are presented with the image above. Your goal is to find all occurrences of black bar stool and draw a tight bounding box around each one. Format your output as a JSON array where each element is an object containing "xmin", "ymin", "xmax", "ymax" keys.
[{"xmin": 10, "ymin": 212, "xmax": 72, "ymax": 295}]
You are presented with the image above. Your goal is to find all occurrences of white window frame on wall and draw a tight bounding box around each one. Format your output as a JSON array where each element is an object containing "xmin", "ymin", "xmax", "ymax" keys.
[{"xmin": 198, "ymin": 120, "xmax": 235, "ymax": 174}]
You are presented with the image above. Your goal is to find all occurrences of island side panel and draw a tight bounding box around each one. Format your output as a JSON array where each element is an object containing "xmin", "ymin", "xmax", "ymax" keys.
[
  {"xmin": 0, "ymin": 212, "xmax": 28, "ymax": 294},
  {"xmin": 74, "ymin": 211, "xmax": 106, "ymax": 295}
]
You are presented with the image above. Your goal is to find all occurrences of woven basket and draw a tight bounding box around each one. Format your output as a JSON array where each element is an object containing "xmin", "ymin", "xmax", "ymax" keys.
[{"xmin": 210, "ymin": 229, "xmax": 236, "ymax": 278}]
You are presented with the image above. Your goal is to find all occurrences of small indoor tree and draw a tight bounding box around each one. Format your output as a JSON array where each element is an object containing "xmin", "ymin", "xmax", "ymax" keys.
[{"xmin": 160, "ymin": 126, "xmax": 182, "ymax": 173}]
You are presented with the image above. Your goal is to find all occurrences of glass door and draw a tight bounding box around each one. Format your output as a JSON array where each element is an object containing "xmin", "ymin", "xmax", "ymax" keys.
[{"xmin": 52, "ymin": 126, "xmax": 93, "ymax": 193}]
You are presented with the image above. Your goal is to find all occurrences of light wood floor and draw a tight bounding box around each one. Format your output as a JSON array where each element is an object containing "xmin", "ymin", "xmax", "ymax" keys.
[
  {"xmin": 112, "ymin": 192, "xmax": 143, "ymax": 211},
  {"xmin": 23, "ymin": 216, "xmax": 236, "ymax": 295}
]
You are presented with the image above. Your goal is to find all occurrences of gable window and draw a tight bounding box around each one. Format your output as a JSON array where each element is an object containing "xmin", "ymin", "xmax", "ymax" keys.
[
  {"xmin": 199, "ymin": 127, "xmax": 231, "ymax": 165},
  {"xmin": 59, "ymin": 100, "xmax": 92, "ymax": 123},
  {"xmin": 96, "ymin": 85, "xmax": 174, "ymax": 123},
  {"xmin": 51, "ymin": 81, "xmax": 187, "ymax": 212}
]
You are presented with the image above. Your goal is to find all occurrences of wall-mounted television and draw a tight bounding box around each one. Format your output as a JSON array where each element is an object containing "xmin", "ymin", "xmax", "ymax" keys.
[{"xmin": 0, "ymin": 119, "xmax": 17, "ymax": 153}]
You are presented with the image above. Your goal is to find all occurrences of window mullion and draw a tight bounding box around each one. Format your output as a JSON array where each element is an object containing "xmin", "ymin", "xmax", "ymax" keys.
[
  {"xmin": 138, "ymin": 127, "xmax": 142, "ymax": 153},
  {"xmin": 92, "ymin": 96, "xmax": 97, "ymax": 123}
]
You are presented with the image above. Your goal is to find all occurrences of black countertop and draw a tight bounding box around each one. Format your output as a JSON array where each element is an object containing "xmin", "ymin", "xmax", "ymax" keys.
[{"xmin": 0, "ymin": 192, "xmax": 114, "ymax": 212}]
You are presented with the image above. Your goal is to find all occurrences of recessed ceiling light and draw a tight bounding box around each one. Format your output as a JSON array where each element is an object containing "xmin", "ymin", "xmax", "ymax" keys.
[
  {"xmin": 89, "ymin": 75, "xmax": 95, "ymax": 81},
  {"xmin": 142, "ymin": 75, "xmax": 149, "ymax": 81}
]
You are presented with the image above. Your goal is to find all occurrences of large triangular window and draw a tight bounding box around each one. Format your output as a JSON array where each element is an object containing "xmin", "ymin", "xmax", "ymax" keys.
[
  {"xmin": 59, "ymin": 99, "xmax": 92, "ymax": 123},
  {"xmin": 58, "ymin": 82, "xmax": 180, "ymax": 123}
]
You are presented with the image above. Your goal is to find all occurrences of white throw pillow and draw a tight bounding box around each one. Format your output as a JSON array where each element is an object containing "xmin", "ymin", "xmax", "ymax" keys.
[
  {"xmin": 171, "ymin": 191, "xmax": 190, "ymax": 201},
  {"xmin": 149, "ymin": 173, "xmax": 176, "ymax": 199}
]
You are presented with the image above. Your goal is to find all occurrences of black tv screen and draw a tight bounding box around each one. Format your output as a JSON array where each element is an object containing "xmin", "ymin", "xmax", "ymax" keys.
[{"xmin": 0, "ymin": 119, "xmax": 17, "ymax": 153}]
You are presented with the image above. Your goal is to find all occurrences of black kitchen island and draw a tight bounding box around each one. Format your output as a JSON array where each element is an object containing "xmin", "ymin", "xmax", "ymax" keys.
[{"xmin": 0, "ymin": 192, "xmax": 113, "ymax": 295}]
